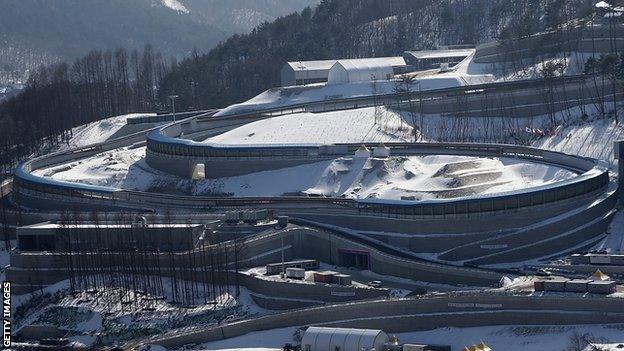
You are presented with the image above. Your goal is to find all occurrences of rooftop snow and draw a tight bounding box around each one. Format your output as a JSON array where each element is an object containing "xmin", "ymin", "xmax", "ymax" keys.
[
  {"xmin": 286, "ymin": 60, "xmax": 337, "ymax": 71},
  {"xmin": 405, "ymin": 49, "xmax": 475, "ymax": 60},
  {"xmin": 333, "ymin": 57, "xmax": 406, "ymax": 70}
]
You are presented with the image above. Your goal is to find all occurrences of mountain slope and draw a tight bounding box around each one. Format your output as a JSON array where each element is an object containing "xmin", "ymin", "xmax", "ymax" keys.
[
  {"xmin": 158, "ymin": 0, "xmax": 595, "ymax": 111},
  {"xmin": 0, "ymin": 0, "xmax": 319, "ymax": 84}
]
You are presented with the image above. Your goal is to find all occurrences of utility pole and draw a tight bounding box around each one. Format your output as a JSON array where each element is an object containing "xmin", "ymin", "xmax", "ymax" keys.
[
  {"xmin": 281, "ymin": 229, "xmax": 285, "ymax": 278},
  {"xmin": 168, "ymin": 94, "xmax": 179, "ymax": 121}
]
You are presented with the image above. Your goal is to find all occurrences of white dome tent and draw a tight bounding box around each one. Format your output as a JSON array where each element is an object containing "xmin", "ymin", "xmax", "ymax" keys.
[
  {"xmin": 327, "ymin": 57, "xmax": 406, "ymax": 84},
  {"xmin": 301, "ymin": 327, "xmax": 390, "ymax": 351}
]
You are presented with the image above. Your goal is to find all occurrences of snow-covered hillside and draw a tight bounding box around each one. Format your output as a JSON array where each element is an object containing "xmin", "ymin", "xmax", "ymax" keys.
[
  {"xmin": 56, "ymin": 113, "xmax": 155, "ymax": 151},
  {"xmin": 206, "ymin": 107, "xmax": 413, "ymax": 145},
  {"xmin": 533, "ymin": 117, "xmax": 624, "ymax": 168}
]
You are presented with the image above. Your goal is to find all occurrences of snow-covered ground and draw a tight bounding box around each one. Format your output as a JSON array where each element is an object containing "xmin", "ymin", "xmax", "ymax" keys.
[
  {"xmin": 533, "ymin": 115, "xmax": 624, "ymax": 168},
  {"xmin": 194, "ymin": 324, "xmax": 624, "ymax": 351},
  {"xmin": 34, "ymin": 147, "xmax": 577, "ymax": 201},
  {"xmin": 205, "ymin": 107, "xmax": 412, "ymax": 145},
  {"xmin": 14, "ymin": 279, "xmax": 268, "ymax": 348},
  {"xmin": 215, "ymin": 53, "xmax": 493, "ymax": 117},
  {"xmin": 56, "ymin": 113, "xmax": 155, "ymax": 151}
]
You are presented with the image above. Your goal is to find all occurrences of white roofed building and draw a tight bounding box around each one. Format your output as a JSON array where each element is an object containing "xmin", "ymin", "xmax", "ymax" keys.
[
  {"xmin": 327, "ymin": 57, "xmax": 407, "ymax": 84},
  {"xmin": 301, "ymin": 327, "xmax": 389, "ymax": 351},
  {"xmin": 403, "ymin": 48, "xmax": 475, "ymax": 71},
  {"xmin": 281, "ymin": 60, "xmax": 337, "ymax": 86}
]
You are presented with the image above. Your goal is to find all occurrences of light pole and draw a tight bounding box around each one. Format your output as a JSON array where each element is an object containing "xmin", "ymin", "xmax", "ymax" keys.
[
  {"xmin": 168, "ymin": 94, "xmax": 179, "ymax": 121},
  {"xmin": 281, "ymin": 229, "xmax": 285, "ymax": 278}
]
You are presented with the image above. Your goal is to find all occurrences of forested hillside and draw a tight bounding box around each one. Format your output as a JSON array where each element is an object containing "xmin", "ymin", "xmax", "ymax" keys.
[
  {"xmin": 0, "ymin": 0, "xmax": 319, "ymax": 85},
  {"xmin": 158, "ymin": 0, "xmax": 595, "ymax": 110},
  {"xmin": 0, "ymin": 46, "xmax": 170, "ymax": 173},
  {"xmin": 0, "ymin": 0, "xmax": 597, "ymax": 173}
]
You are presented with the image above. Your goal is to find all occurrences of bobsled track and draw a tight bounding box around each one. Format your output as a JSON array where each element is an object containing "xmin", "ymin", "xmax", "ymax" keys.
[
  {"xmin": 3, "ymin": 75, "xmax": 622, "ymax": 349},
  {"xmin": 9, "ymin": 74, "xmax": 617, "ymax": 267},
  {"xmin": 128, "ymin": 293, "xmax": 624, "ymax": 349}
]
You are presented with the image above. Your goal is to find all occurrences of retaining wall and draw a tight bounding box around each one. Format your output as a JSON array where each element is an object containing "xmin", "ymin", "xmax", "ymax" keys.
[{"xmin": 139, "ymin": 294, "xmax": 624, "ymax": 349}]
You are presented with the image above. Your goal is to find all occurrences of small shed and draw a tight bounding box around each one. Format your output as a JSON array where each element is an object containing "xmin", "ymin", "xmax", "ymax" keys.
[
  {"xmin": 301, "ymin": 327, "xmax": 389, "ymax": 351},
  {"xmin": 327, "ymin": 57, "xmax": 407, "ymax": 84}
]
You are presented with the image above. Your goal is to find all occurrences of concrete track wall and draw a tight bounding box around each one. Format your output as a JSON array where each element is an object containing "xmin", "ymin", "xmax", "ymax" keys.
[
  {"xmin": 138, "ymin": 294, "xmax": 624, "ymax": 349},
  {"xmin": 6, "ymin": 226, "xmax": 504, "ymax": 295},
  {"xmin": 474, "ymin": 25, "xmax": 624, "ymax": 64}
]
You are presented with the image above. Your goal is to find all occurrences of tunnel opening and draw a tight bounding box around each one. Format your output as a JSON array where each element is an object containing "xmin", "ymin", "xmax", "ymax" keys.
[{"xmin": 338, "ymin": 248, "xmax": 370, "ymax": 270}]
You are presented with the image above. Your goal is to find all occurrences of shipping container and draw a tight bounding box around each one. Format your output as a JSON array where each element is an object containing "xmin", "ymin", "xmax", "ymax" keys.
[
  {"xmin": 313, "ymin": 271, "xmax": 337, "ymax": 283},
  {"xmin": 543, "ymin": 278, "xmax": 569, "ymax": 292},
  {"xmin": 587, "ymin": 280, "xmax": 617, "ymax": 294},
  {"xmin": 242, "ymin": 209, "xmax": 269, "ymax": 223},
  {"xmin": 565, "ymin": 279, "xmax": 591, "ymax": 293},
  {"xmin": 533, "ymin": 280, "xmax": 545, "ymax": 291},
  {"xmin": 277, "ymin": 216, "xmax": 289, "ymax": 228},
  {"xmin": 286, "ymin": 267, "xmax": 305, "ymax": 279},
  {"xmin": 332, "ymin": 274, "xmax": 352, "ymax": 286},
  {"xmin": 225, "ymin": 211, "xmax": 242, "ymax": 223},
  {"xmin": 266, "ymin": 259, "xmax": 319, "ymax": 275},
  {"xmin": 589, "ymin": 255, "xmax": 612, "ymax": 265},
  {"xmin": 569, "ymin": 254, "xmax": 588, "ymax": 265},
  {"xmin": 611, "ymin": 255, "xmax": 624, "ymax": 265}
]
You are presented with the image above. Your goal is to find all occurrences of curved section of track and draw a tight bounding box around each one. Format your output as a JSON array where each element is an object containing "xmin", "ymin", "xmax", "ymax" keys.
[
  {"xmin": 130, "ymin": 293, "xmax": 624, "ymax": 349},
  {"xmin": 9, "ymin": 79, "xmax": 616, "ymax": 267}
]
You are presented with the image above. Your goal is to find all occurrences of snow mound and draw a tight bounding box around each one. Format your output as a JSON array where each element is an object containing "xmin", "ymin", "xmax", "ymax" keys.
[
  {"xmin": 205, "ymin": 107, "xmax": 413, "ymax": 145},
  {"xmin": 35, "ymin": 146, "xmax": 577, "ymax": 202},
  {"xmin": 60, "ymin": 113, "xmax": 155, "ymax": 151},
  {"xmin": 161, "ymin": 0, "xmax": 189, "ymax": 13}
]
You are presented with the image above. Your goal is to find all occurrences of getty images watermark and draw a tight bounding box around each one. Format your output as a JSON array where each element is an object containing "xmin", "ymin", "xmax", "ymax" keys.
[{"xmin": 2, "ymin": 281, "xmax": 10, "ymax": 348}]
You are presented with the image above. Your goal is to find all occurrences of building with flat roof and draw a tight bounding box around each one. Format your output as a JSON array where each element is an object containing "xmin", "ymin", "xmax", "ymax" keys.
[
  {"xmin": 403, "ymin": 48, "xmax": 475, "ymax": 70},
  {"xmin": 281, "ymin": 56, "xmax": 409, "ymax": 86},
  {"xmin": 16, "ymin": 221, "xmax": 206, "ymax": 252},
  {"xmin": 280, "ymin": 60, "xmax": 337, "ymax": 86},
  {"xmin": 327, "ymin": 57, "xmax": 407, "ymax": 84}
]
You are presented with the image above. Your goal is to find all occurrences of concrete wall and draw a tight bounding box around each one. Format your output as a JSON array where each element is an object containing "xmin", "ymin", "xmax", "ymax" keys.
[
  {"xmin": 474, "ymin": 25, "xmax": 624, "ymax": 64},
  {"xmin": 142, "ymin": 294, "xmax": 624, "ymax": 349},
  {"xmin": 146, "ymin": 149, "xmax": 329, "ymax": 179},
  {"xmin": 6, "ymin": 226, "xmax": 503, "ymax": 295}
]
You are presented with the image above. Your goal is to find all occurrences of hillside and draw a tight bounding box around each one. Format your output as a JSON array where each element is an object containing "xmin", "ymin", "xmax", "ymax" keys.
[
  {"xmin": 0, "ymin": 0, "xmax": 319, "ymax": 85},
  {"xmin": 158, "ymin": 0, "xmax": 596, "ymax": 110}
]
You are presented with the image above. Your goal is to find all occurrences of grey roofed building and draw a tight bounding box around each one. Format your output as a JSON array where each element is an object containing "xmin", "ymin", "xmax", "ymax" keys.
[
  {"xmin": 403, "ymin": 48, "xmax": 475, "ymax": 70},
  {"xmin": 280, "ymin": 59, "xmax": 337, "ymax": 87}
]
